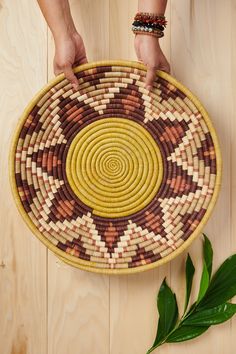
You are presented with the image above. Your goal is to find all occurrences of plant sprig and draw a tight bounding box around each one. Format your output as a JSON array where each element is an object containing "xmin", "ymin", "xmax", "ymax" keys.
[{"xmin": 146, "ymin": 234, "xmax": 236, "ymax": 353}]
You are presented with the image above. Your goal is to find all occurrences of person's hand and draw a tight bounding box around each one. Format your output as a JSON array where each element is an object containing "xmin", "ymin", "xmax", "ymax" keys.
[
  {"xmin": 54, "ymin": 32, "xmax": 88, "ymax": 89},
  {"xmin": 134, "ymin": 34, "xmax": 170, "ymax": 90}
]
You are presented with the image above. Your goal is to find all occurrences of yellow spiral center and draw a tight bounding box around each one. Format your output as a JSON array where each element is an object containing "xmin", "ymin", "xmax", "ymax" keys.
[{"xmin": 66, "ymin": 117, "xmax": 163, "ymax": 218}]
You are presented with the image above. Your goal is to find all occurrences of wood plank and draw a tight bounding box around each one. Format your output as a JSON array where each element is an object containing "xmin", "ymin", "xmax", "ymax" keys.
[
  {"xmin": 109, "ymin": 0, "xmax": 137, "ymax": 60},
  {"xmin": 109, "ymin": 2, "xmax": 172, "ymax": 354},
  {"xmin": 230, "ymin": 0, "xmax": 236, "ymax": 347},
  {"xmin": 169, "ymin": 1, "xmax": 233, "ymax": 353},
  {"xmin": 0, "ymin": 1, "xmax": 48, "ymax": 353},
  {"xmin": 47, "ymin": 253, "xmax": 109, "ymax": 354},
  {"xmin": 47, "ymin": 2, "xmax": 110, "ymax": 354}
]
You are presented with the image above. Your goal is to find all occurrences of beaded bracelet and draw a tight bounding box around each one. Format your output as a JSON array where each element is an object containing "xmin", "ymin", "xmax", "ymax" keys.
[
  {"xmin": 135, "ymin": 11, "xmax": 165, "ymax": 18},
  {"xmin": 132, "ymin": 30, "xmax": 164, "ymax": 39},
  {"xmin": 134, "ymin": 12, "xmax": 167, "ymax": 26},
  {"xmin": 132, "ymin": 12, "xmax": 167, "ymax": 38},
  {"xmin": 133, "ymin": 20, "xmax": 165, "ymax": 31},
  {"xmin": 132, "ymin": 26, "xmax": 164, "ymax": 38}
]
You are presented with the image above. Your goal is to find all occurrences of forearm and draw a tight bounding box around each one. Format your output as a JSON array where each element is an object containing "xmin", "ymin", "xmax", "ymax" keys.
[
  {"xmin": 37, "ymin": 0, "xmax": 76, "ymax": 42},
  {"xmin": 138, "ymin": 0, "xmax": 167, "ymax": 15}
]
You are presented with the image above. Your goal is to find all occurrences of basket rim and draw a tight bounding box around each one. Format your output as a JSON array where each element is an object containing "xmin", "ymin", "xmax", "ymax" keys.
[{"xmin": 8, "ymin": 59, "xmax": 223, "ymax": 275}]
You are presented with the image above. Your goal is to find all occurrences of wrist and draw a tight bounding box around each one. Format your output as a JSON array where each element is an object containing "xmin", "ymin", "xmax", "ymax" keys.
[
  {"xmin": 135, "ymin": 33, "xmax": 161, "ymax": 46},
  {"xmin": 53, "ymin": 25, "xmax": 77, "ymax": 45}
]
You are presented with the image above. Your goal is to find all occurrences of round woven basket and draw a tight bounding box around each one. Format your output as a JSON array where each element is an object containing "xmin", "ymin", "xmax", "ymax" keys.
[{"xmin": 9, "ymin": 60, "xmax": 222, "ymax": 275}]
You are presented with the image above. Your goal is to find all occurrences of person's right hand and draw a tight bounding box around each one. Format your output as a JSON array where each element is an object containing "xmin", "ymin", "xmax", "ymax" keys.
[
  {"xmin": 134, "ymin": 34, "xmax": 170, "ymax": 90},
  {"xmin": 54, "ymin": 32, "xmax": 88, "ymax": 89}
]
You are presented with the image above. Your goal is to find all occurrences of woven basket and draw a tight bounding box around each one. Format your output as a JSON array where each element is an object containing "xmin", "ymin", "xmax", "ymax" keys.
[{"xmin": 9, "ymin": 60, "xmax": 222, "ymax": 274}]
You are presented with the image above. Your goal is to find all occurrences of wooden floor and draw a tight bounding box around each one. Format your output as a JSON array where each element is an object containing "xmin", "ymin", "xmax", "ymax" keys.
[{"xmin": 1, "ymin": 1, "xmax": 235, "ymax": 353}]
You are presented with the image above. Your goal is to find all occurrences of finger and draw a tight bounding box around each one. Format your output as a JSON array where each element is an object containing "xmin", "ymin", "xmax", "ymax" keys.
[
  {"xmin": 63, "ymin": 65, "xmax": 79, "ymax": 89},
  {"xmin": 145, "ymin": 65, "xmax": 157, "ymax": 90},
  {"xmin": 54, "ymin": 67, "xmax": 62, "ymax": 76},
  {"xmin": 159, "ymin": 62, "xmax": 171, "ymax": 74},
  {"xmin": 79, "ymin": 56, "xmax": 88, "ymax": 64},
  {"xmin": 73, "ymin": 56, "xmax": 88, "ymax": 67}
]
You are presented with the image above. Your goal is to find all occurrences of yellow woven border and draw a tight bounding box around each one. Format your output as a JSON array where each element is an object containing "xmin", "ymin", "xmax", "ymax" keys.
[{"xmin": 8, "ymin": 59, "xmax": 222, "ymax": 275}]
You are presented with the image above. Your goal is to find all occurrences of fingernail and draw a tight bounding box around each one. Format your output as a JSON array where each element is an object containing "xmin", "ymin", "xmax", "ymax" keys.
[
  {"xmin": 72, "ymin": 83, "xmax": 78, "ymax": 90},
  {"xmin": 146, "ymin": 85, "xmax": 152, "ymax": 91}
]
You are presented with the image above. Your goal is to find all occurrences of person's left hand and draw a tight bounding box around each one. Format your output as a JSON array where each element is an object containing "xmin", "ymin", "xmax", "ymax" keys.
[{"xmin": 134, "ymin": 33, "xmax": 170, "ymax": 90}]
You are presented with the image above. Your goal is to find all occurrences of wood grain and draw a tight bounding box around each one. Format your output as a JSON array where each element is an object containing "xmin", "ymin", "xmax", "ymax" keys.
[
  {"xmin": 108, "ymin": 2, "xmax": 172, "ymax": 354},
  {"xmin": 1, "ymin": 0, "xmax": 235, "ymax": 353},
  {"xmin": 0, "ymin": 1, "xmax": 48, "ymax": 354},
  {"xmin": 164, "ymin": 1, "xmax": 233, "ymax": 353},
  {"xmin": 47, "ymin": 2, "xmax": 110, "ymax": 354},
  {"xmin": 47, "ymin": 253, "xmax": 109, "ymax": 354}
]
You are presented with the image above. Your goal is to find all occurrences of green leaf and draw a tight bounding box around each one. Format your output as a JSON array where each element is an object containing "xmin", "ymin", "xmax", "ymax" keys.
[
  {"xmin": 184, "ymin": 254, "xmax": 195, "ymax": 312},
  {"xmin": 197, "ymin": 262, "xmax": 210, "ymax": 303},
  {"xmin": 196, "ymin": 234, "xmax": 213, "ymax": 304},
  {"xmin": 203, "ymin": 234, "xmax": 213, "ymax": 279},
  {"xmin": 166, "ymin": 325, "xmax": 210, "ymax": 343},
  {"xmin": 149, "ymin": 278, "xmax": 179, "ymax": 348},
  {"xmin": 183, "ymin": 303, "xmax": 236, "ymax": 326},
  {"xmin": 198, "ymin": 254, "xmax": 236, "ymax": 309}
]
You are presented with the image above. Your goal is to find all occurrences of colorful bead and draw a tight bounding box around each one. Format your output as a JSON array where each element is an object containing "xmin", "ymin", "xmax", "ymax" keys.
[{"xmin": 132, "ymin": 12, "xmax": 167, "ymax": 38}]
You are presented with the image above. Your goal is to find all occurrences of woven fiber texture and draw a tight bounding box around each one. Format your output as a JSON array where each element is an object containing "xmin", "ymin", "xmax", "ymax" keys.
[{"xmin": 9, "ymin": 60, "xmax": 222, "ymax": 274}]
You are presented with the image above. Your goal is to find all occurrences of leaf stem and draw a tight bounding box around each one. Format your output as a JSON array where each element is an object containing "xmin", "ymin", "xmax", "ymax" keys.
[{"xmin": 147, "ymin": 303, "xmax": 201, "ymax": 353}]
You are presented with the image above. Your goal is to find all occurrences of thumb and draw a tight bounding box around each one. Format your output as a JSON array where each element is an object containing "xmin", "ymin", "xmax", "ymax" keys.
[
  {"xmin": 63, "ymin": 65, "xmax": 79, "ymax": 90},
  {"xmin": 145, "ymin": 65, "xmax": 157, "ymax": 90}
]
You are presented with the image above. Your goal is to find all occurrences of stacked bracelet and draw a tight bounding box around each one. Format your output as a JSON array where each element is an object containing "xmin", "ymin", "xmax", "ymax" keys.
[{"xmin": 132, "ymin": 12, "xmax": 167, "ymax": 39}]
